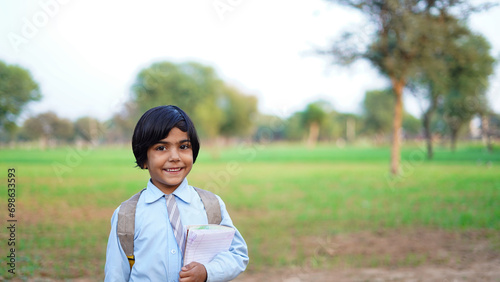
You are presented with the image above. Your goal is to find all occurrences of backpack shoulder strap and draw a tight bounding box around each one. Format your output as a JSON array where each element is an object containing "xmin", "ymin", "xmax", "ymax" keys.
[
  {"xmin": 193, "ymin": 187, "xmax": 222, "ymax": 224},
  {"xmin": 117, "ymin": 188, "xmax": 145, "ymax": 269},
  {"xmin": 117, "ymin": 187, "xmax": 221, "ymax": 270}
]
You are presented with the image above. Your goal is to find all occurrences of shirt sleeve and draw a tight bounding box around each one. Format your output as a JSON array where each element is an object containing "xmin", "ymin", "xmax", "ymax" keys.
[
  {"xmin": 104, "ymin": 206, "xmax": 131, "ymax": 282},
  {"xmin": 204, "ymin": 196, "xmax": 249, "ymax": 282}
]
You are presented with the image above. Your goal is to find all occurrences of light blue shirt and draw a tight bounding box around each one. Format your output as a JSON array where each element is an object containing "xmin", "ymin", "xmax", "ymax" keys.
[{"xmin": 104, "ymin": 178, "xmax": 249, "ymax": 281}]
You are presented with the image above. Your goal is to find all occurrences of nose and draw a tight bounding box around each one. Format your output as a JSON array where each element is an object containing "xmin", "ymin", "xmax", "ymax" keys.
[{"xmin": 168, "ymin": 148, "xmax": 180, "ymax": 161}]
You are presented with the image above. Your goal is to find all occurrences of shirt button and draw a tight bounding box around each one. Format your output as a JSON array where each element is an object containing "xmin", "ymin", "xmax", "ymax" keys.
[{"xmin": 171, "ymin": 249, "xmax": 177, "ymax": 254}]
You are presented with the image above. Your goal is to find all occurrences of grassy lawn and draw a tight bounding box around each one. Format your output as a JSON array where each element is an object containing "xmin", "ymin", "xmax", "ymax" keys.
[{"xmin": 0, "ymin": 143, "xmax": 498, "ymax": 279}]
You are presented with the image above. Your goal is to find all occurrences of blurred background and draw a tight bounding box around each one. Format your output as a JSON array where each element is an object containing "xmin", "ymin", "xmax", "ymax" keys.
[{"xmin": 1, "ymin": 0, "xmax": 499, "ymax": 281}]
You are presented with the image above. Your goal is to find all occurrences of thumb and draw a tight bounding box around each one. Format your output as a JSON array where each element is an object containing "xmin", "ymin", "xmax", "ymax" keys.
[{"xmin": 182, "ymin": 262, "xmax": 195, "ymax": 271}]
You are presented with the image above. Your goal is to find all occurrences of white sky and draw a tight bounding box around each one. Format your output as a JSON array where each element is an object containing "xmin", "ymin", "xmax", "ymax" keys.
[{"xmin": 1, "ymin": 0, "xmax": 499, "ymax": 122}]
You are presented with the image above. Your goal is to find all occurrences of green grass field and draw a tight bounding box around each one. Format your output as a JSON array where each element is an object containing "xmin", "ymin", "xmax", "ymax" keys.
[{"xmin": 0, "ymin": 143, "xmax": 499, "ymax": 279}]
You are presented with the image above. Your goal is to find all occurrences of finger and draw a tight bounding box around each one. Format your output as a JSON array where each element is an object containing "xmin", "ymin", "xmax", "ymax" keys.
[
  {"xmin": 183, "ymin": 262, "xmax": 195, "ymax": 270},
  {"xmin": 179, "ymin": 271, "xmax": 194, "ymax": 280},
  {"xmin": 179, "ymin": 263, "xmax": 196, "ymax": 278}
]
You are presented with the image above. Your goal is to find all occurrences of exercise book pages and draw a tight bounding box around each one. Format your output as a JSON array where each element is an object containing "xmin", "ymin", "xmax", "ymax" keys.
[{"xmin": 183, "ymin": 224, "xmax": 235, "ymax": 265}]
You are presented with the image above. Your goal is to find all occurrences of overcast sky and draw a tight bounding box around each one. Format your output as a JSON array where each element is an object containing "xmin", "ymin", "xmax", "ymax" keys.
[{"xmin": 1, "ymin": 0, "xmax": 499, "ymax": 122}]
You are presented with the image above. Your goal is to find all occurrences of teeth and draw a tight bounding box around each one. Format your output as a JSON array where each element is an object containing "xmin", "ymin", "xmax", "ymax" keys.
[{"xmin": 165, "ymin": 168, "xmax": 181, "ymax": 172}]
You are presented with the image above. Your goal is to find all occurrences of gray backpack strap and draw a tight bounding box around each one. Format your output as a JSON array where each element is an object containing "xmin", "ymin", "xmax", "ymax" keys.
[
  {"xmin": 193, "ymin": 187, "xmax": 222, "ymax": 224},
  {"xmin": 117, "ymin": 188, "xmax": 145, "ymax": 268}
]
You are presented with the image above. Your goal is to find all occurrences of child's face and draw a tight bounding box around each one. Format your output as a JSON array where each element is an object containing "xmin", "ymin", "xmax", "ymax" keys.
[{"xmin": 145, "ymin": 127, "xmax": 193, "ymax": 194}]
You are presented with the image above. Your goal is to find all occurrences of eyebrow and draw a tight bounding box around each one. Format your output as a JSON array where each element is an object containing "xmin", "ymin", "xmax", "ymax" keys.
[{"xmin": 156, "ymin": 139, "xmax": 191, "ymax": 145}]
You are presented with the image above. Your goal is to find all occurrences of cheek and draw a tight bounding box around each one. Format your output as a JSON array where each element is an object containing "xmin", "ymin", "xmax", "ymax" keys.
[
  {"xmin": 146, "ymin": 151, "xmax": 161, "ymax": 167},
  {"xmin": 182, "ymin": 152, "xmax": 194, "ymax": 165}
]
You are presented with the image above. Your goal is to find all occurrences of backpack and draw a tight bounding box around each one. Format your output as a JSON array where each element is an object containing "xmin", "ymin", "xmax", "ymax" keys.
[{"xmin": 117, "ymin": 187, "xmax": 222, "ymax": 269}]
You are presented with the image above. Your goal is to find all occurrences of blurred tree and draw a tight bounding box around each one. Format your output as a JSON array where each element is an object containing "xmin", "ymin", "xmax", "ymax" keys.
[
  {"xmin": 21, "ymin": 112, "xmax": 74, "ymax": 148},
  {"xmin": 302, "ymin": 101, "xmax": 327, "ymax": 148},
  {"xmin": 486, "ymin": 113, "xmax": 500, "ymax": 141},
  {"xmin": 322, "ymin": 0, "xmax": 493, "ymax": 175},
  {"xmin": 480, "ymin": 113, "xmax": 495, "ymax": 152},
  {"xmin": 441, "ymin": 34, "xmax": 494, "ymax": 151},
  {"xmin": 0, "ymin": 60, "xmax": 41, "ymax": 140},
  {"xmin": 319, "ymin": 109, "xmax": 342, "ymax": 141},
  {"xmin": 253, "ymin": 113, "xmax": 286, "ymax": 142},
  {"xmin": 218, "ymin": 85, "xmax": 258, "ymax": 138},
  {"xmin": 335, "ymin": 113, "xmax": 363, "ymax": 143},
  {"xmin": 284, "ymin": 112, "xmax": 306, "ymax": 141},
  {"xmin": 309, "ymin": 100, "xmax": 339, "ymax": 141},
  {"xmin": 362, "ymin": 89, "xmax": 394, "ymax": 137},
  {"xmin": 54, "ymin": 117, "xmax": 74, "ymax": 142},
  {"xmin": 105, "ymin": 102, "xmax": 137, "ymax": 143},
  {"xmin": 75, "ymin": 116, "xmax": 104, "ymax": 144},
  {"xmin": 402, "ymin": 112, "xmax": 421, "ymax": 138},
  {"xmin": 362, "ymin": 88, "xmax": 421, "ymax": 141},
  {"xmin": 131, "ymin": 61, "xmax": 224, "ymax": 139},
  {"xmin": 408, "ymin": 20, "xmax": 494, "ymax": 158},
  {"xmin": 406, "ymin": 15, "xmax": 465, "ymax": 159},
  {"xmin": 22, "ymin": 114, "xmax": 50, "ymax": 144}
]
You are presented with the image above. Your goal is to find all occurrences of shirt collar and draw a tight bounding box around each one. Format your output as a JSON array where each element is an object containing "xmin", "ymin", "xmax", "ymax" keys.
[{"xmin": 143, "ymin": 178, "xmax": 193, "ymax": 204}]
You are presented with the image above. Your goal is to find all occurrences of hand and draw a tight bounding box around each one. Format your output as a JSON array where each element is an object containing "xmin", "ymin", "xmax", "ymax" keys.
[{"xmin": 179, "ymin": 262, "xmax": 207, "ymax": 282}]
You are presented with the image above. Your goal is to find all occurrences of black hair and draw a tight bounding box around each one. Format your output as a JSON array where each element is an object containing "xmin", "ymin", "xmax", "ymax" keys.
[{"xmin": 132, "ymin": 105, "xmax": 200, "ymax": 168}]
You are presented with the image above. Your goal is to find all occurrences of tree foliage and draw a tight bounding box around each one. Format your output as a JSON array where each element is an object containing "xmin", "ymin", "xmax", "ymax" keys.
[
  {"xmin": 362, "ymin": 89, "xmax": 394, "ymax": 135},
  {"xmin": 253, "ymin": 113, "xmax": 286, "ymax": 142},
  {"xmin": 21, "ymin": 112, "xmax": 74, "ymax": 146},
  {"xmin": 75, "ymin": 116, "xmax": 104, "ymax": 143},
  {"xmin": 131, "ymin": 61, "xmax": 256, "ymax": 139},
  {"xmin": 408, "ymin": 20, "xmax": 495, "ymax": 157},
  {"xmin": 322, "ymin": 0, "xmax": 493, "ymax": 174},
  {"xmin": 426, "ymin": 32, "xmax": 494, "ymax": 151},
  {"xmin": 0, "ymin": 60, "xmax": 41, "ymax": 137},
  {"xmin": 442, "ymin": 33, "xmax": 494, "ymax": 149},
  {"xmin": 302, "ymin": 101, "xmax": 328, "ymax": 148},
  {"xmin": 362, "ymin": 88, "xmax": 421, "ymax": 138},
  {"xmin": 219, "ymin": 85, "xmax": 258, "ymax": 137},
  {"xmin": 284, "ymin": 112, "xmax": 306, "ymax": 141},
  {"xmin": 402, "ymin": 112, "xmax": 421, "ymax": 137}
]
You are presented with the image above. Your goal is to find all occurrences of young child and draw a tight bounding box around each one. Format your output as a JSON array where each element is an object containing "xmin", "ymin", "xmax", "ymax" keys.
[{"xmin": 105, "ymin": 105, "xmax": 249, "ymax": 281}]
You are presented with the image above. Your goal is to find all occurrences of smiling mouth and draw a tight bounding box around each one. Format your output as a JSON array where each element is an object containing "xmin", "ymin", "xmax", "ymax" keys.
[{"xmin": 164, "ymin": 168, "xmax": 182, "ymax": 172}]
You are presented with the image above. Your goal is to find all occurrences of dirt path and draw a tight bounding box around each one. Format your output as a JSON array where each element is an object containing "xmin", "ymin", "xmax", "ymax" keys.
[
  {"xmin": 236, "ymin": 229, "xmax": 500, "ymax": 282},
  {"xmin": 11, "ymin": 229, "xmax": 500, "ymax": 281},
  {"xmin": 13, "ymin": 262, "xmax": 500, "ymax": 281},
  {"xmin": 235, "ymin": 262, "xmax": 500, "ymax": 281}
]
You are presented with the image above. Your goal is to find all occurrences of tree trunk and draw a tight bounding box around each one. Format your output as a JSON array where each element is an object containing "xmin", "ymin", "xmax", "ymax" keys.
[
  {"xmin": 450, "ymin": 129, "xmax": 458, "ymax": 152},
  {"xmin": 346, "ymin": 118, "xmax": 355, "ymax": 143},
  {"xmin": 390, "ymin": 78, "xmax": 405, "ymax": 176},
  {"xmin": 307, "ymin": 121, "xmax": 320, "ymax": 149},
  {"xmin": 39, "ymin": 135, "xmax": 48, "ymax": 150},
  {"xmin": 481, "ymin": 114, "xmax": 493, "ymax": 153},
  {"xmin": 423, "ymin": 113, "xmax": 433, "ymax": 159},
  {"xmin": 423, "ymin": 95, "xmax": 438, "ymax": 160}
]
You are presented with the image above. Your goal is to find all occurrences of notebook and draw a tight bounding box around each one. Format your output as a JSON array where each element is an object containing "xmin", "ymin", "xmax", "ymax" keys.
[{"xmin": 183, "ymin": 224, "xmax": 235, "ymax": 265}]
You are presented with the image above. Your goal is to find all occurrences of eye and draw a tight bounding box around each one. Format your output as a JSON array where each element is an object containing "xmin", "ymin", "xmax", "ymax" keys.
[
  {"xmin": 180, "ymin": 144, "xmax": 191, "ymax": 150},
  {"xmin": 155, "ymin": 145, "xmax": 167, "ymax": 151}
]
